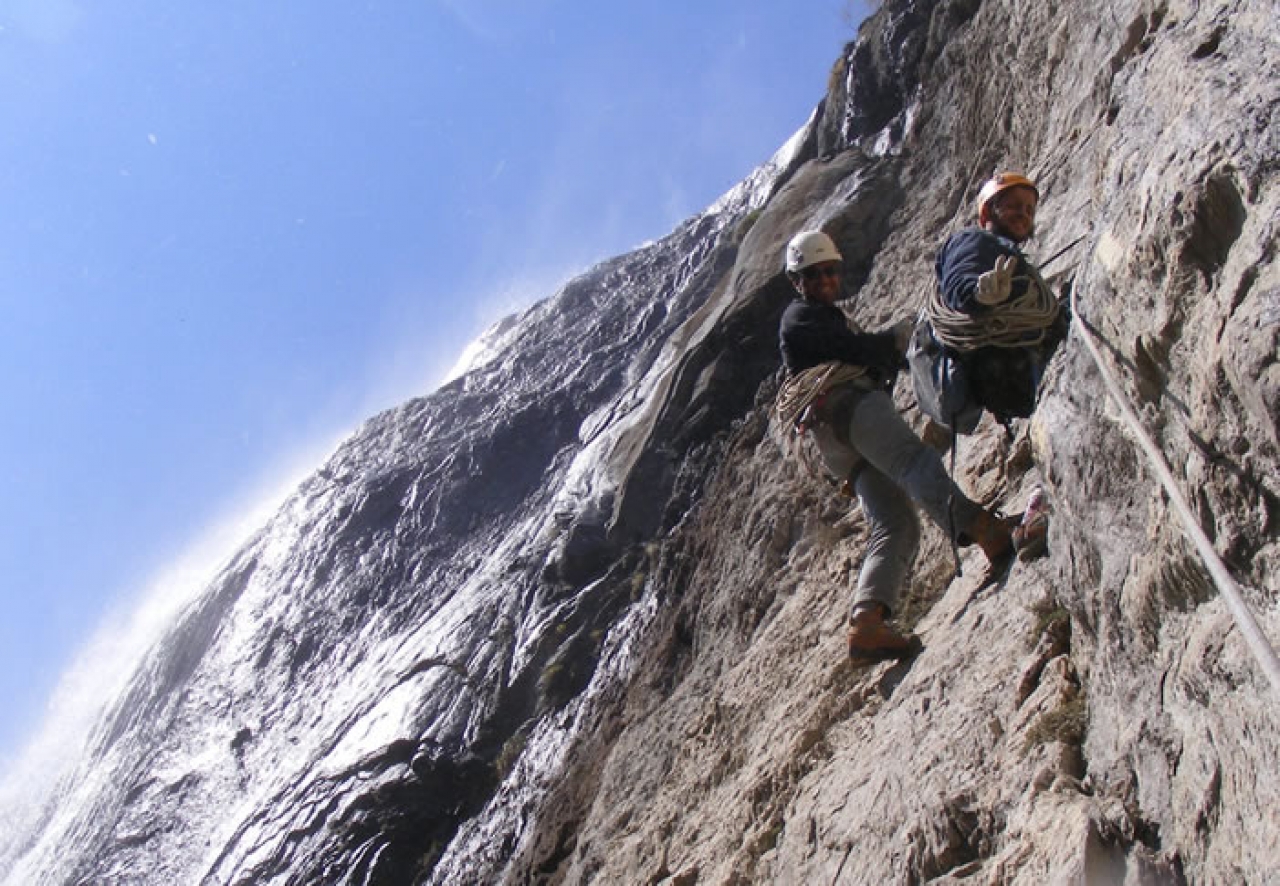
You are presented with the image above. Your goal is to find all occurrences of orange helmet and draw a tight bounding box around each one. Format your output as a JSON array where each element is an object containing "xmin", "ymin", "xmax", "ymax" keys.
[{"xmin": 977, "ymin": 172, "xmax": 1038, "ymax": 223}]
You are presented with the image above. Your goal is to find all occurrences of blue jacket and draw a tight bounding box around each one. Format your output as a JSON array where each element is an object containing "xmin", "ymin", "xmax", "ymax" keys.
[{"xmin": 935, "ymin": 228, "xmax": 1033, "ymax": 313}]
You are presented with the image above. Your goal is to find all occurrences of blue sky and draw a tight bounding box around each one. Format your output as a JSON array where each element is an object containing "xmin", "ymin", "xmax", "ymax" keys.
[{"xmin": 0, "ymin": 2, "xmax": 862, "ymax": 775}]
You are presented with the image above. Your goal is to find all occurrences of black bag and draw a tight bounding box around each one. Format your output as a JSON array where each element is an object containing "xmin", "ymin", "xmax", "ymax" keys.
[
  {"xmin": 965, "ymin": 346, "xmax": 1039, "ymax": 423},
  {"xmin": 907, "ymin": 319, "xmax": 982, "ymax": 434}
]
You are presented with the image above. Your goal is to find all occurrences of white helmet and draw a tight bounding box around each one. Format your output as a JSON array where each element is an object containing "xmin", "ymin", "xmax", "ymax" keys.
[{"xmin": 785, "ymin": 230, "xmax": 842, "ymax": 273}]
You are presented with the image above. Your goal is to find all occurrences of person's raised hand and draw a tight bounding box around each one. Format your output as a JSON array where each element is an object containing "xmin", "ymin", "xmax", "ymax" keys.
[{"xmin": 976, "ymin": 254, "xmax": 1016, "ymax": 305}]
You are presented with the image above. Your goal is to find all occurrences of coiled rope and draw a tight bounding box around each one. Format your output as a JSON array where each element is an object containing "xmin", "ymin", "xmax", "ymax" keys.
[
  {"xmin": 926, "ymin": 263, "xmax": 1060, "ymax": 352},
  {"xmin": 772, "ymin": 361, "xmax": 872, "ymax": 491},
  {"xmin": 1071, "ymin": 258, "xmax": 1280, "ymax": 699},
  {"xmin": 773, "ymin": 361, "xmax": 869, "ymax": 430}
]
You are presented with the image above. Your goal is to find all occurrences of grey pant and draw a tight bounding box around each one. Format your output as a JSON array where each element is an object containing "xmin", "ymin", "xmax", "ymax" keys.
[{"xmin": 812, "ymin": 388, "xmax": 984, "ymax": 618}]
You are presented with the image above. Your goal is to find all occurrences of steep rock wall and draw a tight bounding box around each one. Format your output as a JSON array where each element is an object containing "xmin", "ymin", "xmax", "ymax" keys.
[
  {"xmin": 0, "ymin": 199, "xmax": 779, "ymax": 885},
  {"xmin": 489, "ymin": 0, "xmax": 1280, "ymax": 883},
  {"xmin": 2, "ymin": 0, "xmax": 1276, "ymax": 883}
]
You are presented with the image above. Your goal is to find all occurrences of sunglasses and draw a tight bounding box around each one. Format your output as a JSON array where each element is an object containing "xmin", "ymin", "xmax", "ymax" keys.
[{"xmin": 801, "ymin": 264, "xmax": 841, "ymax": 281}]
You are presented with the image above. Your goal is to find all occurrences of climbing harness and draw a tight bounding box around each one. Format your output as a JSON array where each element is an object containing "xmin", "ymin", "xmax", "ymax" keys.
[{"xmin": 1071, "ymin": 256, "xmax": 1280, "ymax": 700}]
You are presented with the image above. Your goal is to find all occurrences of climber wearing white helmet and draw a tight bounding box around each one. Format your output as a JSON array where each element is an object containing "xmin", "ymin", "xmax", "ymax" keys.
[{"xmin": 777, "ymin": 229, "xmax": 1017, "ymax": 664}]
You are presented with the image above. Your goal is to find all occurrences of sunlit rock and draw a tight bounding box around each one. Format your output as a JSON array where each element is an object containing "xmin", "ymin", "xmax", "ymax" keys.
[{"xmin": 3, "ymin": 0, "xmax": 1276, "ymax": 883}]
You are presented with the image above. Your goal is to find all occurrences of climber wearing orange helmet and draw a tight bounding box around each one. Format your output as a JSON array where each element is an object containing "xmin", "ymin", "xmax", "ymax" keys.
[{"xmin": 933, "ymin": 172, "xmax": 1067, "ymax": 424}]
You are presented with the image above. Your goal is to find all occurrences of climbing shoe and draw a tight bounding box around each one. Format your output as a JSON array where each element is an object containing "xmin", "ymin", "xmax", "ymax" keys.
[{"xmin": 846, "ymin": 604, "xmax": 921, "ymax": 665}]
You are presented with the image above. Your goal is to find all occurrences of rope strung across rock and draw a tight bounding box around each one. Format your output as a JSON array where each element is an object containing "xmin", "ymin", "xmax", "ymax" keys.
[
  {"xmin": 926, "ymin": 264, "xmax": 1060, "ymax": 352},
  {"xmin": 1071, "ymin": 254, "xmax": 1280, "ymax": 700}
]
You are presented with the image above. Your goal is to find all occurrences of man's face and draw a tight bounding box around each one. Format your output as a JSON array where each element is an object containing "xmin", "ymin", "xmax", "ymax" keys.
[
  {"xmin": 987, "ymin": 186, "xmax": 1038, "ymax": 243},
  {"xmin": 796, "ymin": 260, "xmax": 842, "ymax": 304}
]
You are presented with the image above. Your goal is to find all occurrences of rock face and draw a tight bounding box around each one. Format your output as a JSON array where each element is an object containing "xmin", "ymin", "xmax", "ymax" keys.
[{"xmin": 3, "ymin": 0, "xmax": 1277, "ymax": 883}]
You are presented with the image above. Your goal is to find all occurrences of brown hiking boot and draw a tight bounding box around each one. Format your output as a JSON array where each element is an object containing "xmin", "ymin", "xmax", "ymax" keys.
[
  {"xmin": 966, "ymin": 508, "xmax": 1018, "ymax": 567},
  {"xmin": 847, "ymin": 604, "xmax": 920, "ymax": 664}
]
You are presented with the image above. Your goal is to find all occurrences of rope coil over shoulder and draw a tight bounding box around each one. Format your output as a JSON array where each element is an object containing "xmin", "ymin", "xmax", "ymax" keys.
[
  {"xmin": 773, "ymin": 361, "xmax": 869, "ymax": 430},
  {"xmin": 773, "ymin": 361, "xmax": 871, "ymax": 491},
  {"xmin": 927, "ymin": 264, "xmax": 1059, "ymax": 352}
]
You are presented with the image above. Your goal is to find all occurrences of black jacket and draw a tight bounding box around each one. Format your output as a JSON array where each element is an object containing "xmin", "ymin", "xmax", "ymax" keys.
[{"xmin": 778, "ymin": 299, "xmax": 900, "ymax": 378}]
